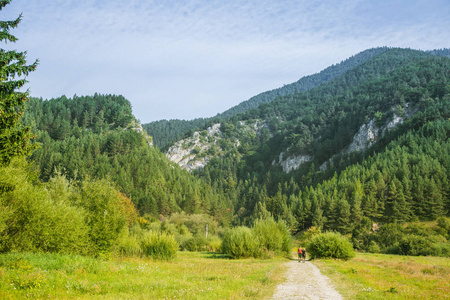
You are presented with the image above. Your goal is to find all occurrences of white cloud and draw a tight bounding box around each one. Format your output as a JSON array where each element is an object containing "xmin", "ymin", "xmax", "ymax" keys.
[{"xmin": 2, "ymin": 0, "xmax": 449, "ymax": 122}]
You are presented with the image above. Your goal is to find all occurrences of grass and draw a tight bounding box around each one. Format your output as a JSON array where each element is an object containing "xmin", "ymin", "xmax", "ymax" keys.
[
  {"xmin": 313, "ymin": 252, "xmax": 450, "ymax": 299},
  {"xmin": 0, "ymin": 251, "xmax": 288, "ymax": 299}
]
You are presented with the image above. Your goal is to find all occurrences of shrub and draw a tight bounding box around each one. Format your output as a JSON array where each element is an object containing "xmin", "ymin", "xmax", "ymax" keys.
[
  {"xmin": 207, "ymin": 235, "xmax": 222, "ymax": 252},
  {"xmin": 375, "ymin": 223, "xmax": 404, "ymax": 249},
  {"xmin": 308, "ymin": 232, "xmax": 355, "ymax": 260},
  {"xmin": 221, "ymin": 227, "xmax": 258, "ymax": 259},
  {"xmin": 141, "ymin": 231, "xmax": 178, "ymax": 260},
  {"xmin": 168, "ymin": 213, "xmax": 218, "ymax": 236},
  {"xmin": 184, "ymin": 235, "xmax": 208, "ymax": 252},
  {"xmin": 76, "ymin": 178, "xmax": 128, "ymax": 256},
  {"xmin": 398, "ymin": 234, "xmax": 433, "ymax": 256},
  {"xmin": 368, "ymin": 241, "xmax": 381, "ymax": 253},
  {"xmin": 115, "ymin": 229, "xmax": 142, "ymax": 257},
  {"xmin": 252, "ymin": 218, "xmax": 291, "ymax": 255},
  {"xmin": 0, "ymin": 162, "xmax": 89, "ymax": 254},
  {"xmin": 385, "ymin": 242, "xmax": 401, "ymax": 255},
  {"xmin": 435, "ymin": 217, "xmax": 450, "ymax": 239},
  {"xmin": 430, "ymin": 243, "xmax": 450, "ymax": 257}
]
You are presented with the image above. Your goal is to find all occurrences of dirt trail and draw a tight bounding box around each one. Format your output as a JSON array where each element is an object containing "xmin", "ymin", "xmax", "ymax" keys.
[{"xmin": 271, "ymin": 259, "xmax": 343, "ymax": 300}]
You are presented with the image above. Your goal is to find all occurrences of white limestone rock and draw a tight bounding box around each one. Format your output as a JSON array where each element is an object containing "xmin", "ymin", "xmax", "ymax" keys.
[
  {"xmin": 347, "ymin": 119, "xmax": 378, "ymax": 153},
  {"xmin": 277, "ymin": 152, "xmax": 312, "ymax": 173},
  {"xmin": 166, "ymin": 123, "xmax": 222, "ymax": 171}
]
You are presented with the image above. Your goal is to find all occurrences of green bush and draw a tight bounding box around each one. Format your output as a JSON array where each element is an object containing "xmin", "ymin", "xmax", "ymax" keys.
[
  {"xmin": 429, "ymin": 243, "xmax": 450, "ymax": 257},
  {"xmin": 308, "ymin": 232, "xmax": 355, "ymax": 260},
  {"xmin": 168, "ymin": 213, "xmax": 218, "ymax": 236},
  {"xmin": 76, "ymin": 178, "xmax": 128, "ymax": 256},
  {"xmin": 385, "ymin": 242, "xmax": 401, "ymax": 255},
  {"xmin": 375, "ymin": 223, "xmax": 405, "ymax": 249},
  {"xmin": 0, "ymin": 162, "xmax": 89, "ymax": 254},
  {"xmin": 207, "ymin": 235, "xmax": 222, "ymax": 252},
  {"xmin": 368, "ymin": 241, "xmax": 381, "ymax": 253},
  {"xmin": 141, "ymin": 231, "xmax": 178, "ymax": 260},
  {"xmin": 184, "ymin": 235, "xmax": 208, "ymax": 252},
  {"xmin": 115, "ymin": 229, "xmax": 142, "ymax": 257},
  {"xmin": 252, "ymin": 218, "xmax": 291, "ymax": 255},
  {"xmin": 398, "ymin": 234, "xmax": 433, "ymax": 256},
  {"xmin": 221, "ymin": 227, "xmax": 258, "ymax": 259},
  {"xmin": 435, "ymin": 217, "xmax": 450, "ymax": 239}
]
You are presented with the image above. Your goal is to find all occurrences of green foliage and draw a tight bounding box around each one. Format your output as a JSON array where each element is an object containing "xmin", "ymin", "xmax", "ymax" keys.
[
  {"xmin": 372, "ymin": 221, "xmax": 450, "ymax": 257},
  {"xmin": 0, "ymin": 3, "xmax": 38, "ymax": 165},
  {"xmin": 0, "ymin": 159, "xmax": 88, "ymax": 254},
  {"xmin": 307, "ymin": 232, "xmax": 355, "ymax": 260},
  {"xmin": 221, "ymin": 226, "xmax": 258, "ymax": 259},
  {"xmin": 168, "ymin": 213, "xmax": 218, "ymax": 236},
  {"xmin": 183, "ymin": 235, "xmax": 208, "ymax": 252},
  {"xmin": 252, "ymin": 218, "xmax": 291, "ymax": 255},
  {"xmin": 368, "ymin": 241, "xmax": 380, "ymax": 253},
  {"xmin": 22, "ymin": 94, "xmax": 226, "ymax": 222},
  {"xmin": 140, "ymin": 231, "xmax": 178, "ymax": 260},
  {"xmin": 0, "ymin": 158, "xmax": 145, "ymax": 258},
  {"xmin": 114, "ymin": 228, "xmax": 142, "ymax": 257},
  {"xmin": 436, "ymin": 217, "xmax": 450, "ymax": 239},
  {"xmin": 76, "ymin": 177, "xmax": 128, "ymax": 256},
  {"xmin": 221, "ymin": 219, "xmax": 291, "ymax": 259},
  {"xmin": 397, "ymin": 234, "xmax": 433, "ymax": 256}
]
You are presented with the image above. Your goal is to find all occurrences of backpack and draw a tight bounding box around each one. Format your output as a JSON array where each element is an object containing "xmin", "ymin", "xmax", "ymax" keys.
[{"xmin": 298, "ymin": 248, "xmax": 302, "ymax": 254}]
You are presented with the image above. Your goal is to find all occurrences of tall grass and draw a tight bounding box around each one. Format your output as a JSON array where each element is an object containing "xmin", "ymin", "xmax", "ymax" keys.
[
  {"xmin": 0, "ymin": 251, "xmax": 287, "ymax": 299},
  {"xmin": 314, "ymin": 252, "xmax": 450, "ymax": 299},
  {"xmin": 141, "ymin": 231, "xmax": 178, "ymax": 260}
]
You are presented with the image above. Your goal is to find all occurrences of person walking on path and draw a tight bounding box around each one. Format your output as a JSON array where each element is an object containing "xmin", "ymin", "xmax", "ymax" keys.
[
  {"xmin": 297, "ymin": 246, "xmax": 303, "ymax": 262},
  {"xmin": 302, "ymin": 247, "xmax": 307, "ymax": 262}
]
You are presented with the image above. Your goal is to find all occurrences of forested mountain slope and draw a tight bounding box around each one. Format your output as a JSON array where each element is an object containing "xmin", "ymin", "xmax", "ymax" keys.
[
  {"xmin": 22, "ymin": 94, "xmax": 230, "ymax": 223},
  {"xmin": 165, "ymin": 48, "xmax": 450, "ymax": 234},
  {"xmin": 20, "ymin": 48, "xmax": 450, "ymax": 240},
  {"xmin": 144, "ymin": 47, "xmax": 449, "ymax": 150},
  {"xmin": 216, "ymin": 47, "xmax": 389, "ymax": 119},
  {"xmin": 143, "ymin": 47, "xmax": 387, "ymax": 150}
]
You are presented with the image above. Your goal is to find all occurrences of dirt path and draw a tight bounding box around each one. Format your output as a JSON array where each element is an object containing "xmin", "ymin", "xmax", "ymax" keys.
[{"xmin": 271, "ymin": 259, "xmax": 343, "ymax": 300}]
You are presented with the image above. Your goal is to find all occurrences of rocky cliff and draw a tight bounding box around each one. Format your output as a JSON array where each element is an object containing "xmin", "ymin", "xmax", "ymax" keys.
[{"xmin": 166, "ymin": 124, "xmax": 222, "ymax": 171}]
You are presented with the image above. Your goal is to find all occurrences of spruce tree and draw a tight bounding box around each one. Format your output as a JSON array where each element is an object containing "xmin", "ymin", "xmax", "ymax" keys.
[{"xmin": 0, "ymin": 0, "xmax": 38, "ymax": 165}]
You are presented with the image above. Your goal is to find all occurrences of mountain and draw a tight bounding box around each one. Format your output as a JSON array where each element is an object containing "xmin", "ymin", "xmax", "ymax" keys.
[
  {"xmin": 163, "ymin": 47, "xmax": 450, "ymax": 231},
  {"xmin": 143, "ymin": 47, "xmax": 450, "ymax": 150},
  {"xmin": 21, "ymin": 47, "xmax": 450, "ymax": 239}
]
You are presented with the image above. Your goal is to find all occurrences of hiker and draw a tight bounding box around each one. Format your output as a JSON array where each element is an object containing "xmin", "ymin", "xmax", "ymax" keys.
[
  {"xmin": 302, "ymin": 247, "xmax": 307, "ymax": 262},
  {"xmin": 298, "ymin": 246, "xmax": 302, "ymax": 262}
]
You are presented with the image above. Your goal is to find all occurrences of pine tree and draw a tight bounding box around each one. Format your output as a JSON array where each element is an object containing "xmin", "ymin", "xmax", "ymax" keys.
[
  {"xmin": 334, "ymin": 194, "xmax": 352, "ymax": 234},
  {"xmin": 362, "ymin": 179, "xmax": 380, "ymax": 220},
  {"xmin": 0, "ymin": 1, "xmax": 38, "ymax": 164}
]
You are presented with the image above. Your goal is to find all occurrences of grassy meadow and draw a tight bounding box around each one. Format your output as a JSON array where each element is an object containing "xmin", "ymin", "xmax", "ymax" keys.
[
  {"xmin": 314, "ymin": 252, "xmax": 450, "ymax": 299},
  {"xmin": 0, "ymin": 251, "xmax": 288, "ymax": 299}
]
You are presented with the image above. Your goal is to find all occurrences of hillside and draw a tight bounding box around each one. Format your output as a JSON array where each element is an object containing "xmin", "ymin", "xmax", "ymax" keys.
[
  {"xmin": 143, "ymin": 47, "xmax": 450, "ymax": 150},
  {"xmin": 22, "ymin": 94, "xmax": 230, "ymax": 222},
  {"xmin": 162, "ymin": 48, "xmax": 450, "ymax": 237},
  {"xmin": 143, "ymin": 47, "xmax": 388, "ymax": 150}
]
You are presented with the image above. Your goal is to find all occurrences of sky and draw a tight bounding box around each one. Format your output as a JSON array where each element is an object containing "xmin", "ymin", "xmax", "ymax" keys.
[{"xmin": 2, "ymin": 0, "xmax": 450, "ymax": 123}]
